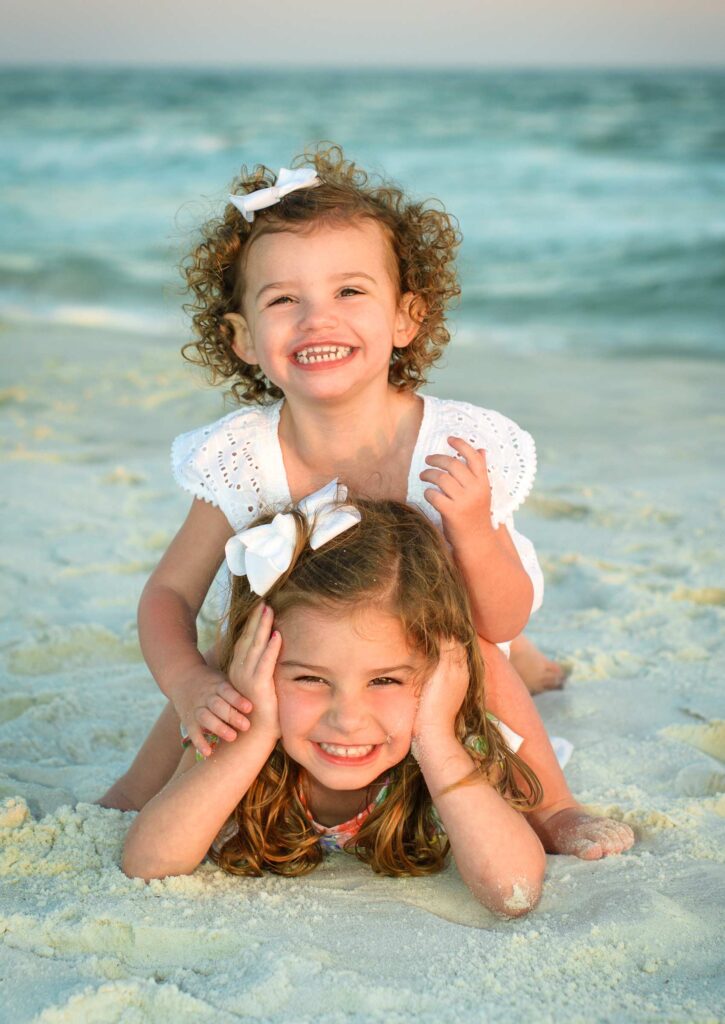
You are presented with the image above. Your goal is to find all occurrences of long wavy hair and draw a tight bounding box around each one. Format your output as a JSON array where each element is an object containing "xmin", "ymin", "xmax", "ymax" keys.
[
  {"xmin": 210, "ymin": 498, "xmax": 542, "ymax": 879},
  {"xmin": 182, "ymin": 143, "xmax": 461, "ymax": 404}
]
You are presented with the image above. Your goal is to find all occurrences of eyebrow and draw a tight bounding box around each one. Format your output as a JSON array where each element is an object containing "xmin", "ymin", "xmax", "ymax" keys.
[
  {"xmin": 279, "ymin": 661, "xmax": 416, "ymax": 674},
  {"xmin": 255, "ymin": 271, "xmax": 377, "ymax": 302}
]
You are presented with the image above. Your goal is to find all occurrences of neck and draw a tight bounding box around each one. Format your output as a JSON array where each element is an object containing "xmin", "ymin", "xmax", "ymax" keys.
[
  {"xmin": 279, "ymin": 385, "xmax": 421, "ymax": 488},
  {"xmin": 302, "ymin": 771, "xmax": 380, "ymax": 826}
]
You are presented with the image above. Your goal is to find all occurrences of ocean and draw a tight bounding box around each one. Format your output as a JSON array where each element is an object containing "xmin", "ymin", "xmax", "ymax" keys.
[{"xmin": 1, "ymin": 67, "xmax": 724, "ymax": 357}]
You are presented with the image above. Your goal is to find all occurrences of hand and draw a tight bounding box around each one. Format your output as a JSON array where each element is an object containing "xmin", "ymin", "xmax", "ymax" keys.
[
  {"xmin": 226, "ymin": 602, "xmax": 282, "ymax": 742},
  {"xmin": 173, "ymin": 664, "xmax": 254, "ymax": 758},
  {"xmin": 413, "ymin": 641, "xmax": 470, "ymax": 741},
  {"xmin": 420, "ymin": 436, "xmax": 493, "ymax": 545}
]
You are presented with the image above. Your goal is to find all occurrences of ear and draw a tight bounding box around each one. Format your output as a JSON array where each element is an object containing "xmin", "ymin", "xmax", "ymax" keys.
[
  {"xmin": 392, "ymin": 292, "xmax": 420, "ymax": 350},
  {"xmin": 224, "ymin": 312, "xmax": 258, "ymax": 365}
]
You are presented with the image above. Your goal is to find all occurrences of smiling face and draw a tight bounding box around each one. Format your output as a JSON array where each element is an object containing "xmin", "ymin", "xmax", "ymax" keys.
[
  {"xmin": 274, "ymin": 602, "xmax": 425, "ymax": 809},
  {"xmin": 227, "ymin": 219, "xmax": 417, "ymax": 406}
]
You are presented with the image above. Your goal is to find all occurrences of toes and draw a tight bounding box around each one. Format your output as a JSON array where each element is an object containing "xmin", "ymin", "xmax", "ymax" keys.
[
  {"xmin": 529, "ymin": 661, "xmax": 569, "ymax": 695},
  {"xmin": 573, "ymin": 839, "xmax": 604, "ymax": 861}
]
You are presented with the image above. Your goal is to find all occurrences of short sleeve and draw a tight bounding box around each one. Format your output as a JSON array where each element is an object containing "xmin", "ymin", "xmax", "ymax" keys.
[
  {"xmin": 170, "ymin": 406, "xmax": 279, "ymax": 531},
  {"xmin": 457, "ymin": 404, "xmax": 537, "ymax": 529},
  {"xmin": 417, "ymin": 398, "xmax": 542, "ymax": 617}
]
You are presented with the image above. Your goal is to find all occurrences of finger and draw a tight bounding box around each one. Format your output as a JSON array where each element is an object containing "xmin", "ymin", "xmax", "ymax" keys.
[
  {"xmin": 196, "ymin": 707, "xmax": 237, "ymax": 743},
  {"xmin": 422, "ymin": 487, "xmax": 454, "ymax": 513},
  {"xmin": 256, "ymin": 628, "xmax": 283, "ymax": 680},
  {"xmin": 185, "ymin": 722, "xmax": 214, "ymax": 759},
  {"xmin": 244, "ymin": 603, "xmax": 275, "ymax": 677},
  {"xmin": 446, "ymin": 436, "xmax": 488, "ymax": 475},
  {"xmin": 216, "ymin": 681, "xmax": 253, "ymax": 713},
  {"xmin": 423, "ymin": 454, "xmax": 472, "ymax": 486},
  {"xmin": 419, "ymin": 468, "xmax": 463, "ymax": 499},
  {"xmin": 208, "ymin": 693, "xmax": 238, "ymax": 722},
  {"xmin": 228, "ymin": 710, "xmax": 251, "ymax": 732},
  {"xmin": 231, "ymin": 600, "xmax": 266, "ymax": 664}
]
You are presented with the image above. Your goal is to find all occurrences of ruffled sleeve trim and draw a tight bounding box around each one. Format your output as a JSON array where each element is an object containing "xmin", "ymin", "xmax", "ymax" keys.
[
  {"xmin": 170, "ymin": 403, "xmax": 283, "ymax": 531},
  {"xmin": 425, "ymin": 398, "xmax": 537, "ymax": 528}
]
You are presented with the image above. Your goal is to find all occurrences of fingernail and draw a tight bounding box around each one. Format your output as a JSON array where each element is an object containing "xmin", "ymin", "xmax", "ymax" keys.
[{"xmin": 271, "ymin": 630, "xmax": 280, "ymax": 639}]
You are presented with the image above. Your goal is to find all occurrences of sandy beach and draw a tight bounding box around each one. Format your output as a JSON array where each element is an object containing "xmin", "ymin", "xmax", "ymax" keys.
[{"xmin": 1, "ymin": 323, "xmax": 723, "ymax": 1022}]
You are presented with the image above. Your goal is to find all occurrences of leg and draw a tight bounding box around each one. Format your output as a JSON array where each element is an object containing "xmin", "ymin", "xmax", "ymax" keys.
[
  {"xmin": 509, "ymin": 634, "xmax": 570, "ymax": 695},
  {"xmin": 97, "ymin": 701, "xmax": 183, "ymax": 811},
  {"xmin": 479, "ymin": 637, "xmax": 634, "ymax": 859}
]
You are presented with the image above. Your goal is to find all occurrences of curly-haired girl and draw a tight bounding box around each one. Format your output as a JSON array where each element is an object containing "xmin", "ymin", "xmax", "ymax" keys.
[
  {"xmin": 123, "ymin": 486, "xmax": 549, "ymax": 917},
  {"xmin": 103, "ymin": 145, "xmax": 634, "ymax": 861}
]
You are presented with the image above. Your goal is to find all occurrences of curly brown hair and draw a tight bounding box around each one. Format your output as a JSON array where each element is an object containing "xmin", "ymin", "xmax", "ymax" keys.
[
  {"xmin": 211, "ymin": 498, "xmax": 541, "ymax": 878},
  {"xmin": 182, "ymin": 143, "xmax": 461, "ymax": 404}
]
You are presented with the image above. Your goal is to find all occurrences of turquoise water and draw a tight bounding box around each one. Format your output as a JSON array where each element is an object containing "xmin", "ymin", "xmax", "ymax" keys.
[{"xmin": 1, "ymin": 68, "xmax": 723, "ymax": 356}]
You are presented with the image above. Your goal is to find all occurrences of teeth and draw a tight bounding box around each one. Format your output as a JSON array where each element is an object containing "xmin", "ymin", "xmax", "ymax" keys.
[
  {"xmin": 295, "ymin": 345, "xmax": 352, "ymax": 365},
  {"xmin": 318, "ymin": 742, "xmax": 375, "ymax": 758}
]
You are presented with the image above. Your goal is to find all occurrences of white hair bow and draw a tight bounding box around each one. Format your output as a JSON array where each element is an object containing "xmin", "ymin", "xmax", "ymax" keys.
[
  {"xmin": 225, "ymin": 479, "xmax": 361, "ymax": 596},
  {"xmin": 228, "ymin": 167, "xmax": 321, "ymax": 223}
]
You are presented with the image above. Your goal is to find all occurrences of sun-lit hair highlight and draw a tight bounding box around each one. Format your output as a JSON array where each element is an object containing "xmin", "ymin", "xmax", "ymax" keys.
[
  {"xmin": 210, "ymin": 499, "xmax": 541, "ymax": 878},
  {"xmin": 182, "ymin": 143, "xmax": 461, "ymax": 404}
]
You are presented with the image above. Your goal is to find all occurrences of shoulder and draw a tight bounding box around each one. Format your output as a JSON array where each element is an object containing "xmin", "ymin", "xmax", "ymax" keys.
[
  {"xmin": 171, "ymin": 402, "xmax": 281, "ymax": 529},
  {"xmin": 424, "ymin": 396, "xmax": 537, "ymax": 524}
]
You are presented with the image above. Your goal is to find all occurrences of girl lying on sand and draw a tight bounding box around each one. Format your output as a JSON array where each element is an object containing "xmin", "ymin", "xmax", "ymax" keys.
[
  {"xmin": 123, "ymin": 486, "xmax": 551, "ymax": 917},
  {"xmin": 104, "ymin": 144, "xmax": 633, "ymax": 860}
]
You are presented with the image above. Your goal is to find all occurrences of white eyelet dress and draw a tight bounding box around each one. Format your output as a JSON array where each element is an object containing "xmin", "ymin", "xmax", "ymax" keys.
[{"xmin": 171, "ymin": 395, "xmax": 544, "ymax": 651}]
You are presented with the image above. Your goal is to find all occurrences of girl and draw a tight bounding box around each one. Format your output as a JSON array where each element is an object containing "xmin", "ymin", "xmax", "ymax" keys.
[
  {"xmin": 122, "ymin": 488, "xmax": 549, "ymax": 918},
  {"xmin": 104, "ymin": 145, "xmax": 633, "ymax": 861}
]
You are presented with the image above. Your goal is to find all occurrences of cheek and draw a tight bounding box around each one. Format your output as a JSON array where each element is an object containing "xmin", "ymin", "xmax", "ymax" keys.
[
  {"xmin": 276, "ymin": 689, "xmax": 318, "ymax": 739},
  {"xmin": 379, "ymin": 690, "xmax": 417, "ymax": 739}
]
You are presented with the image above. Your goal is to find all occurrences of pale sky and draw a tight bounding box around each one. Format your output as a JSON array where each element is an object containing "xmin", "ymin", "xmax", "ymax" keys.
[{"xmin": 2, "ymin": 0, "xmax": 724, "ymax": 67}]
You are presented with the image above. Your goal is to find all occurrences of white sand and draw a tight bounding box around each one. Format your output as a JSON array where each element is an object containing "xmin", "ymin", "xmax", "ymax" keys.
[{"xmin": 1, "ymin": 326, "xmax": 724, "ymax": 1022}]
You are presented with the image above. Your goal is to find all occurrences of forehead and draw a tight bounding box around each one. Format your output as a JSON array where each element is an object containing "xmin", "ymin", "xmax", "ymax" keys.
[
  {"xmin": 244, "ymin": 218, "xmax": 397, "ymax": 282},
  {"xmin": 277, "ymin": 602, "xmax": 418, "ymax": 663}
]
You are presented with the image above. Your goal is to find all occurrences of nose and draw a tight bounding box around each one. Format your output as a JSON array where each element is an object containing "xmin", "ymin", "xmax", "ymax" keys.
[
  {"xmin": 325, "ymin": 690, "xmax": 370, "ymax": 736},
  {"xmin": 297, "ymin": 295, "xmax": 338, "ymax": 332}
]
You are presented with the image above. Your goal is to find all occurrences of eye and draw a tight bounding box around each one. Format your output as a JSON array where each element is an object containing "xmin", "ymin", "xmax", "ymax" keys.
[
  {"xmin": 294, "ymin": 675, "xmax": 328, "ymax": 686},
  {"xmin": 339, "ymin": 286, "xmax": 364, "ymax": 297},
  {"xmin": 268, "ymin": 294, "xmax": 295, "ymax": 306},
  {"xmin": 370, "ymin": 676, "xmax": 402, "ymax": 687}
]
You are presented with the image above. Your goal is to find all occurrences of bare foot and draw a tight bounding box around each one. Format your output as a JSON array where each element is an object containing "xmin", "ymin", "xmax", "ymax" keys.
[
  {"xmin": 510, "ymin": 634, "xmax": 571, "ymax": 695},
  {"xmin": 531, "ymin": 805, "xmax": 635, "ymax": 860},
  {"xmin": 96, "ymin": 779, "xmax": 139, "ymax": 812}
]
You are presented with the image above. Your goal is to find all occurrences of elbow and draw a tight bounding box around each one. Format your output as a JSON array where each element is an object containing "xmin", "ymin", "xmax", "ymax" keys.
[
  {"xmin": 122, "ymin": 835, "xmax": 198, "ymax": 882},
  {"xmin": 474, "ymin": 593, "xmax": 533, "ymax": 645},
  {"xmin": 482, "ymin": 874, "xmax": 544, "ymax": 919},
  {"xmin": 474, "ymin": 848, "xmax": 546, "ymax": 919},
  {"xmin": 121, "ymin": 848, "xmax": 163, "ymax": 882},
  {"xmin": 121, "ymin": 849, "xmax": 195, "ymax": 882},
  {"xmin": 493, "ymin": 877, "xmax": 543, "ymax": 919},
  {"xmin": 504, "ymin": 581, "xmax": 535, "ymax": 641}
]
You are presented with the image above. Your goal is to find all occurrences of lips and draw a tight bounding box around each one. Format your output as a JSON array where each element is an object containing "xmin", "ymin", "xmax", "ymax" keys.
[
  {"xmin": 318, "ymin": 742, "xmax": 375, "ymax": 757},
  {"xmin": 312, "ymin": 741, "xmax": 381, "ymax": 766},
  {"xmin": 292, "ymin": 344, "xmax": 354, "ymax": 366}
]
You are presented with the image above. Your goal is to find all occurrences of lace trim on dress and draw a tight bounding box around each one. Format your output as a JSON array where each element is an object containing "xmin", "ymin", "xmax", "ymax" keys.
[
  {"xmin": 409, "ymin": 396, "xmax": 537, "ymax": 530},
  {"xmin": 172, "ymin": 395, "xmax": 537, "ymax": 535},
  {"xmin": 171, "ymin": 403, "xmax": 288, "ymax": 529}
]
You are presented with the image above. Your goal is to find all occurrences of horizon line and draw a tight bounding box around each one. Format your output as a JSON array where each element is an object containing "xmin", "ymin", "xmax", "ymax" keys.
[{"xmin": 1, "ymin": 61, "xmax": 724, "ymax": 73}]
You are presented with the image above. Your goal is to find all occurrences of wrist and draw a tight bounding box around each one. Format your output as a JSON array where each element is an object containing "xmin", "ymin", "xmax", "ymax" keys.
[
  {"xmin": 446, "ymin": 517, "xmax": 496, "ymax": 555},
  {"xmin": 159, "ymin": 658, "xmax": 217, "ymax": 700},
  {"xmin": 214, "ymin": 724, "xmax": 279, "ymax": 763}
]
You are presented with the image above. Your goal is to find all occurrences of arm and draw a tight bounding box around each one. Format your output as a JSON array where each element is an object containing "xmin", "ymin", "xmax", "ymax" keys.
[
  {"xmin": 413, "ymin": 645, "xmax": 545, "ymax": 917},
  {"xmin": 123, "ymin": 604, "xmax": 282, "ymax": 880},
  {"xmin": 420, "ymin": 438, "xmax": 533, "ymax": 642},
  {"xmin": 138, "ymin": 498, "xmax": 251, "ymax": 756}
]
